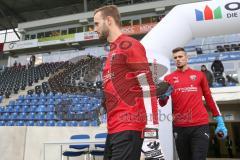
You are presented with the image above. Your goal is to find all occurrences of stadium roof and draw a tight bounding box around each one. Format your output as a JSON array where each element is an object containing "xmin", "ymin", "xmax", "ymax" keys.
[
  {"xmin": 0, "ymin": 0, "xmax": 100, "ymax": 31},
  {"xmin": 0, "ymin": 0, "xmax": 202, "ymax": 31}
]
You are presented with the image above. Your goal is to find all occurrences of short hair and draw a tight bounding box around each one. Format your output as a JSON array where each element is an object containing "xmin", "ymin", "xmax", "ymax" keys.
[
  {"xmin": 172, "ymin": 47, "xmax": 185, "ymax": 54},
  {"xmin": 94, "ymin": 5, "xmax": 121, "ymax": 27}
]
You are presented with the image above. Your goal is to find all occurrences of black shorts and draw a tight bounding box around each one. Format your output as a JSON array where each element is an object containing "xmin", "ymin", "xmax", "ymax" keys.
[
  {"xmin": 103, "ymin": 130, "xmax": 143, "ymax": 160},
  {"xmin": 173, "ymin": 124, "xmax": 210, "ymax": 160}
]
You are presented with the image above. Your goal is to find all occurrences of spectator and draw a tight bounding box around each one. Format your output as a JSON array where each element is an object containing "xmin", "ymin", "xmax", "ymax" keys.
[
  {"xmin": 30, "ymin": 55, "xmax": 36, "ymax": 67},
  {"xmin": 211, "ymin": 57, "xmax": 224, "ymax": 74},
  {"xmin": 13, "ymin": 60, "xmax": 17, "ymax": 67},
  {"xmin": 201, "ymin": 65, "xmax": 214, "ymax": 87},
  {"xmin": 18, "ymin": 62, "xmax": 22, "ymax": 68},
  {"xmin": 211, "ymin": 57, "xmax": 225, "ymax": 86}
]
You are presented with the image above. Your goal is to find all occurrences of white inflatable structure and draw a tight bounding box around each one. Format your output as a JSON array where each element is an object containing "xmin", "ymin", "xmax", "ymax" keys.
[{"xmin": 141, "ymin": 0, "xmax": 240, "ymax": 159}]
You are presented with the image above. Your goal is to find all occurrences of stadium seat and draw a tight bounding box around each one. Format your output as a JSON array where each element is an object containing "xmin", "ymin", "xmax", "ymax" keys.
[
  {"xmin": 63, "ymin": 134, "xmax": 90, "ymax": 160},
  {"xmin": 26, "ymin": 121, "xmax": 35, "ymax": 126},
  {"xmin": 79, "ymin": 121, "xmax": 90, "ymax": 127},
  {"xmin": 0, "ymin": 121, "xmax": 5, "ymax": 126},
  {"xmin": 6, "ymin": 121, "xmax": 15, "ymax": 126},
  {"xmin": 16, "ymin": 121, "xmax": 25, "ymax": 126},
  {"xmin": 89, "ymin": 120, "xmax": 99, "ymax": 126},
  {"xmin": 223, "ymin": 44, "xmax": 231, "ymax": 51},
  {"xmin": 216, "ymin": 45, "xmax": 225, "ymax": 52},
  {"xmin": 46, "ymin": 120, "xmax": 55, "ymax": 126},
  {"xmin": 67, "ymin": 121, "xmax": 78, "ymax": 127},
  {"xmin": 56, "ymin": 120, "xmax": 66, "ymax": 126},
  {"xmin": 36, "ymin": 121, "xmax": 45, "ymax": 126},
  {"xmin": 90, "ymin": 133, "xmax": 107, "ymax": 158},
  {"xmin": 231, "ymin": 44, "xmax": 240, "ymax": 51}
]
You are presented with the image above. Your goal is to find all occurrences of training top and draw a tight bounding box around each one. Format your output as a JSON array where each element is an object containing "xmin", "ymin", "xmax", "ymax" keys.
[
  {"xmin": 159, "ymin": 68, "xmax": 221, "ymax": 127},
  {"xmin": 103, "ymin": 34, "xmax": 158, "ymax": 134}
]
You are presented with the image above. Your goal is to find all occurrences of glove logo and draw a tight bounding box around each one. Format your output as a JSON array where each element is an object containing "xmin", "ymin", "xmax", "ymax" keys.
[{"xmin": 147, "ymin": 141, "xmax": 160, "ymax": 150}]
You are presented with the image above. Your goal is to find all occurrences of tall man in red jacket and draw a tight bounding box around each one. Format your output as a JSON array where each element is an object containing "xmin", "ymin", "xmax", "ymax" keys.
[
  {"xmin": 159, "ymin": 47, "xmax": 227, "ymax": 160},
  {"xmin": 94, "ymin": 5, "xmax": 158, "ymax": 160}
]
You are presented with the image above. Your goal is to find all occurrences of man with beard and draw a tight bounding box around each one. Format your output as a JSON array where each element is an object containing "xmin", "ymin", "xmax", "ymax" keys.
[
  {"xmin": 158, "ymin": 47, "xmax": 227, "ymax": 160},
  {"xmin": 93, "ymin": 5, "xmax": 158, "ymax": 160}
]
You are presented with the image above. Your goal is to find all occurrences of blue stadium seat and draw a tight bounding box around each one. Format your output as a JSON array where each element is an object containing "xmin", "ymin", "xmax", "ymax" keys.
[
  {"xmin": 36, "ymin": 121, "xmax": 45, "ymax": 126},
  {"xmin": 22, "ymin": 105, "xmax": 29, "ymax": 112},
  {"xmin": 46, "ymin": 112, "xmax": 55, "ymax": 120},
  {"xmin": 47, "ymin": 99, "xmax": 55, "ymax": 105},
  {"xmin": 67, "ymin": 121, "xmax": 78, "ymax": 127},
  {"xmin": 25, "ymin": 99, "xmax": 31, "ymax": 105},
  {"xmin": 14, "ymin": 105, "xmax": 21, "ymax": 112},
  {"xmin": 6, "ymin": 121, "xmax": 15, "ymax": 126},
  {"xmin": 26, "ymin": 121, "xmax": 35, "ymax": 126},
  {"xmin": 6, "ymin": 106, "xmax": 14, "ymax": 112},
  {"xmin": 212, "ymin": 82, "xmax": 223, "ymax": 88},
  {"xmin": 79, "ymin": 121, "xmax": 90, "ymax": 127},
  {"xmin": 0, "ymin": 106, "xmax": 4, "ymax": 113},
  {"xmin": 63, "ymin": 134, "xmax": 90, "ymax": 160},
  {"xmin": 46, "ymin": 120, "xmax": 55, "ymax": 126},
  {"xmin": 28, "ymin": 112, "xmax": 36, "ymax": 120},
  {"xmin": 18, "ymin": 112, "xmax": 27, "ymax": 120},
  {"xmin": 2, "ymin": 113, "xmax": 10, "ymax": 120},
  {"xmin": 90, "ymin": 133, "xmax": 107, "ymax": 157},
  {"xmin": 47, "ymin": 105, "xmax": 55, "ymax": 112},
  {"xmin": 0, "ymin": 121, "xmax": 5, "ymax": 126},
  {"xmin": 227, "ymin": 82, "xmax": 237, "ymax": 87},
  {"xmin": 29, "ymin": 105, "xmax": 37, "ymax": 112},
  {"xmin": 56, "ymin": 120, "xmax": 66, "ymax": 126},
  {"xmin": 36, "ymin": 112, "xmax": 46, "ymax": 120},
  {"xmin": 10, "ymin": 112, "xmax": 18, "ymax": 120},
  {"xmin": 37, "ymin": 105, "xmax": 46, "ymax": 112},
  {"xmin": 90, "ymin": 120, "xmax": 99, "ymax": 126},
  {"xmin": 26, "ymin": 95, "xmax": 32, "ymax": 100},
  {"xmin": 69, "ymin": 134, "xmax": 90, "ymax": 150},
  {"xmin": 16, "ymin": 121, "xmax": 25, "ymax": 126}
]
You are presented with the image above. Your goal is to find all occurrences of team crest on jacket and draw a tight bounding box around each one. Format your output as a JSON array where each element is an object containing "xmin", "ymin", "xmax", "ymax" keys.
[
  {"xmin": 190, "ymin": 75, "xmax": 197, "ymax": 81},
  {"xmin": 173, "ymin": 77, "xmax": 179, "ymax": 83}
]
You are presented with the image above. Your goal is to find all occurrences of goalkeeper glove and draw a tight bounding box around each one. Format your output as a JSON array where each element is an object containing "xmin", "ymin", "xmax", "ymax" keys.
[{"xmin": 214, "ymin": 116, "xmax": 228, "ymax": 139}]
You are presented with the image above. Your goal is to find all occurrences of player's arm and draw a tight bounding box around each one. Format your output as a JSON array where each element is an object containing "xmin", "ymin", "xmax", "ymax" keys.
[
  {"xmin": 201, "ymin": 73, "xmax": 227, "ymax": 139},
  {"xmin": 200, "ymin": 72, "xmax": 220, "ymax": 116}
]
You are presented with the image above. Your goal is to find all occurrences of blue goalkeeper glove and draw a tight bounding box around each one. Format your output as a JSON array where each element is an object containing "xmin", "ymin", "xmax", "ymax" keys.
[{"xmin": 214, "ymin": 116, "xmax": 228, "ymax": 139}]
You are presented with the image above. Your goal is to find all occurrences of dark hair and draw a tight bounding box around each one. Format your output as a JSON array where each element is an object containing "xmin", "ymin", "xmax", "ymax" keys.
[
  {"xmin": 94, "ymin": 5, "xmax": 121, "ymax": 27},
  {"xmin": 172, "ymin": 47, "xmax": 185, "ymax": 54}
]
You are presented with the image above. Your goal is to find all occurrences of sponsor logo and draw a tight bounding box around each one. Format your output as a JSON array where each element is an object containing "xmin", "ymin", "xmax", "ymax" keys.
[
  {"xmin": 195, "ymin": 5, "xmax": 222, "ymax": 21},
  {"xmin": 195, "ymin": 2, "xmax": 240, "ymax": 21}
]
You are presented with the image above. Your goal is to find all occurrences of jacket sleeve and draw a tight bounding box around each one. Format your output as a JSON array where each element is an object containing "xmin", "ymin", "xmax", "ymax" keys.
[{"xmin": 200, "ymin": 72, "xmax": 221, "ymax": 117}]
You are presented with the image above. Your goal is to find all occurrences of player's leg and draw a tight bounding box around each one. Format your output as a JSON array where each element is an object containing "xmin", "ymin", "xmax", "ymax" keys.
[
  {"xmin": 108, "ymin": 130, "xmax": 143, "ymax": 160},
  {"xmin": 173, "ymin": 126, "xmax": 192, "ymax": 160},
  {"xmin": 103, "ymin": 134, "xmax": 112, "ymax": 160},
  {"xmin": 191, "ymin": 124, "xmax": 210, "ymax": 160}
]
